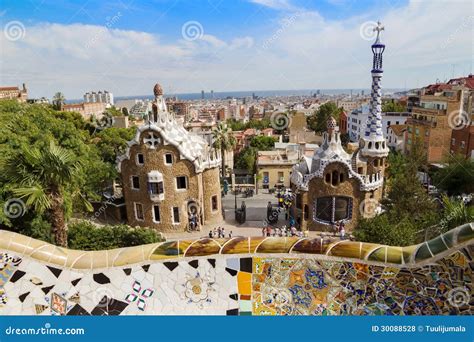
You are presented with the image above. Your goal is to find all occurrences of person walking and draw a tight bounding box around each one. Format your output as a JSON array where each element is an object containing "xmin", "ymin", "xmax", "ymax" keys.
[
  {"xmin": 229, "ymin": 231, "xmax": 233, "ymax": 238},
  {"xmin": 221, "ymin": 227, "xmax": 225, "ymax": 238}
]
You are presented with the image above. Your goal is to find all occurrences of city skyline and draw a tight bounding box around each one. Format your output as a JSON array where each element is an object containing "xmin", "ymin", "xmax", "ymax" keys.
[{"xmin": 0, "ymin": 0, "xmax": 472, "ymax": 98}]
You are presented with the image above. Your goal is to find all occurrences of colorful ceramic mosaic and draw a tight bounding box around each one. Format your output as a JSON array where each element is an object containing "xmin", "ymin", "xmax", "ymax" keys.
[{"xmin": 0, "ymin": 224, "xmax": 472, "ymax": 315}]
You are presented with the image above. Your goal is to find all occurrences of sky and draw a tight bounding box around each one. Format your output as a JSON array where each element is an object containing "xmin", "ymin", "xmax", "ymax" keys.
[{"xmin": 0, "ymin": 0, "xmax": 472, "ymax": 98}]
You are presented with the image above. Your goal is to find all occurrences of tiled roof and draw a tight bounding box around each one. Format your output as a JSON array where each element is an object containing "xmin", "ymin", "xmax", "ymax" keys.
[{"xmin": 388, "ymin": 124, "xmax": 407, "ymax": 136}]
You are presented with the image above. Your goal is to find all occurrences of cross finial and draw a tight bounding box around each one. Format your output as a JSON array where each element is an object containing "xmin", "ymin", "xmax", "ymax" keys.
[{"xmin": 373, "ymin": 21, "xmax": 384, "ymax": 43}]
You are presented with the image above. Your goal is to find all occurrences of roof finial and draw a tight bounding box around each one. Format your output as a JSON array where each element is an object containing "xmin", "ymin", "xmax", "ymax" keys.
[{"xmin": 373, "ymin": 21, "xmax": 384, "ymax": 44}]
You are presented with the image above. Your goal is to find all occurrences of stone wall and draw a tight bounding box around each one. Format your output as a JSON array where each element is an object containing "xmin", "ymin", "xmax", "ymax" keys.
[
  {"xmin": 0, "ymin": 224, "xmax": 472, "ymax": 316},
  {"xmin": 121, "ymin": 129, "xmax": 221, "ymax": 232}
]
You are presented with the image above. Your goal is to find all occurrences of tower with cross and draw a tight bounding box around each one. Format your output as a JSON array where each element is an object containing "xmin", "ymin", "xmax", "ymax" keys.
[{"xmin": 359, "ymin": 20, "xmax": 389, "ymax": 159}]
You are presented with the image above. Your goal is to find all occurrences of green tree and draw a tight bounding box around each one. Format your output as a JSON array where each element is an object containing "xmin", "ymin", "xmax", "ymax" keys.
[
  {"xmin": 0, "ymin": 141, "xmax": 90, "ymax": 247},
  {"xmin": 0, "ymin": 100, "xmax": 116, "ymax": 240},
  {"xmin": 354, "ymin": 214, "xmax": 419, "ymax": 246},
  {"xmin": 234, "ymin": 147, "xmax": 256, "ymax": 174},
  {"xmin": 94, "ymin": 127, "xmax": 137, "ymax": 164},
  {"xmin": 52, "ymin": 92, "xmax": 65, "ymax": 110},
  {"xmin": 249, "ymin": 136, "xmax": 276, "ymax": 150},
  {"xmin": 67, "ymin": 221, "xmax": 164, "ymax": 251},
  {"xmin": 307, "ymin": 102, "xmax": 342, "ymax": 133},
  {"xmin": 432, "ymin": 155, "xmax": 474, "ymax": 196},
  {"xmin": 105, "ymin": 106, "xmax": 122, "ymax": 117},
  {"xmin": 382, "ymin": 100, "xmax": 405, "ymax": 112},
  {"xmin": 355, "ymin": 149, "xmax": 438, "ymax": 246},
  {"xmin": 212, "ymin": 123, "xmax": 237, "ymax": 177}
]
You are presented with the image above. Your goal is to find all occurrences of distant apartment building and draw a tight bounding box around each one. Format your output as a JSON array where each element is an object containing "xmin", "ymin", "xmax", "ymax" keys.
[
  {"xmin": 84, "ymin": 90, "xmax": 114, "ymax": 106},
  {"xmin": 0, "ymin": 84, "xmax": 28, "ymax": 102},
  {"xmin": 288, "ymin": 112, "xmax": 320, "ymax": 144},
  {"xmin": 348, "ymin": 104, "xmax": 411, "ymax": 142},
  {"xmin": 166, "ymin": 100, "xmax": 189, "ymax": 120},
  {"xmin": 387, "ymin": 124, "xmax": 407, "ymax": 152},
  {"xmin": 337, "ymin": 98, "xmax": 369, "ymax": 112},
  {"xmin": 61, "ymin": 102, "xmax": 107, "ymax": 121},
  {"xmin": 339, "ymin": 111, "xmax": 348, "ymax": 135},
  {"xmin": 405, "ymin": 76, "xmax": 473, "ymax": 163},
  {"xmin": 451, "ymin": 124, "xmax": 474, "ymax": 159},
  {"xmin": 257, "ymin": 143, "xmax": 318, "ymax": 189}
]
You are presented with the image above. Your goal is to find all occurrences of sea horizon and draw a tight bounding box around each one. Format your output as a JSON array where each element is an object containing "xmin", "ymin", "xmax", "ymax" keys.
[{"xmin": 65, "ymin": 87, "xmax": 406, "ymax": 103}]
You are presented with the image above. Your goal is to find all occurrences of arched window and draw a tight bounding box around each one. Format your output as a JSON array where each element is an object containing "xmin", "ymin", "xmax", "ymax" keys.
[
  {"xmin": 314, "ymin": 196, "xmax": 353, "ymax": 224},
  {"xmin": 325, "ymin": 173, "xmax": 331, "ymax": 183},
  {"xmin": 339, "ymin": 172, "xmax": 344, "ymax": 183},
  {"xmin": 331, "ymin": 170, "xmax": 339, "ymax": 186}
]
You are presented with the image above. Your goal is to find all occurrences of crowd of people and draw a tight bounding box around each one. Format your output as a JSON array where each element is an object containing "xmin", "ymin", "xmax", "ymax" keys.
[
  {"xmin": 208, "ymin": 227, "xmax": 232, "ymax": 239},
  {"xmin": 262, "ymin": 225, "xmax": 305, "ymax": 237}
]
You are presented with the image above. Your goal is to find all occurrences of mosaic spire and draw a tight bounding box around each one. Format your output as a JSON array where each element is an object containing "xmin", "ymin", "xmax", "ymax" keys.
[{"xmin": 360, "ymin": 21, "xmax": 389, "ymax": 158}]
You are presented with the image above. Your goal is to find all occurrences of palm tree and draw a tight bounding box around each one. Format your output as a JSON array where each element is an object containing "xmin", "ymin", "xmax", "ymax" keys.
[
  {"xmin": 212, "ymin": 122, "xmax": 236, "ymax": 178},
  {"xmin": 52, "ymin": 92, "xmax": 65, "ymax": 110},
  {"xmin": 0, "ymin": 141, "xmax": 88, "ymax": 247}
]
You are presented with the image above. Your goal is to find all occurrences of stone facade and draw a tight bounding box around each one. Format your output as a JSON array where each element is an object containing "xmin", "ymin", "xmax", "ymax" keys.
[
  {"xmin": 118, "ymin": 84, "xmax": 222, "ymax": 232},
  {"xmin": 405, "ymin": 84, "xmax": 473, "ymax": 163}
]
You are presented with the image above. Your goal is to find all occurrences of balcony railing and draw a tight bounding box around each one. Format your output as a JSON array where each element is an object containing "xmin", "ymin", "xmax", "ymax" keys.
[{"xmin": 412, "ymin": 107, "xmax": 446, "ymax": 116}]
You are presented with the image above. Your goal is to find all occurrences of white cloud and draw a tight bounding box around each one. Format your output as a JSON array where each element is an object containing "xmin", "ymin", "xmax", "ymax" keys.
[
  {"xmin": 0, "ymin": 0, "xmax": 471, "ymax": 98},
  {"xmin": 249, "ymin": 0, "xmax": 299, "ymax": 11}
]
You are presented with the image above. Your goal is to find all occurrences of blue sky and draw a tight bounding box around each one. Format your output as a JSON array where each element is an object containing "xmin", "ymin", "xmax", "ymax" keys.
[
  {"xmin": 0, "ymin": 0, "xmax": 471, "ymax": 98},
  {"xmin": 2, "ymin": 0, "xmax": 404, "ymax": 41}
]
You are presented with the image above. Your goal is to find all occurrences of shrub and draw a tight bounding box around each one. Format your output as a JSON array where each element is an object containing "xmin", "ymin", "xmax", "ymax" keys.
[{"xmin": 67, "ymin": 221, "xmax": 165, "ymax": 250}]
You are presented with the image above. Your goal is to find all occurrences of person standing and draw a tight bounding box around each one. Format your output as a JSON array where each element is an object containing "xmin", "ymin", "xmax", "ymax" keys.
[{"xmin": 340, "ymin": 221, "xmax": 346, "ymax": 240}]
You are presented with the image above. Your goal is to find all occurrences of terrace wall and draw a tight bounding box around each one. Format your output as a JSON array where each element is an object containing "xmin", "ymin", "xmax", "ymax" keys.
[{"xmin": 0, "ymin": 224, "xmax": 472, "ymax": 315}]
